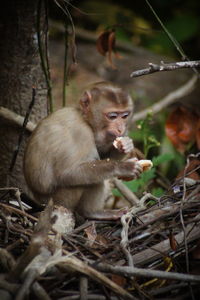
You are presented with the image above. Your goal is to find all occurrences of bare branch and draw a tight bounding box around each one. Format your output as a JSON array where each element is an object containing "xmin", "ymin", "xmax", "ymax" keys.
[
  {"xmin": 96, "ymin": 263, "xmax": 200, "ymax": 283},
  {"xmin": 131, "ymin": 75, "xmax": 198, "ymax": 123},
  {"xmin": 112, "ymin": 178, "xmax": 139, "ymax": 206},
  {"xmin": 0, "ymin": 106, "xmax": 36, "ymax": 132},
  {"xmin": 130, "ymin": 60, "xmax": 200, "ymax": 78}
]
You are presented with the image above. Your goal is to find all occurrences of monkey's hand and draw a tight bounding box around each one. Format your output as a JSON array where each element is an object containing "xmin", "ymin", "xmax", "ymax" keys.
[
  {"xmin": 113, "ymin": 136, "xmax": 134, "ymax": 154},
  {"xmin": 118, "ymin": 158, "xmax": 142, "ymax": 181},
  {"xmin": 118, "ymin": 158, "xmax": 153, "ymax": 181}
]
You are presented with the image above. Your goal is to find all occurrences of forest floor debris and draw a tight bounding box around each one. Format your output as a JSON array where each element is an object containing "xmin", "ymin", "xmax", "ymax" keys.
[{"xmin": 0, "ymin": 177, "xmax": 200, "ymax": 300}]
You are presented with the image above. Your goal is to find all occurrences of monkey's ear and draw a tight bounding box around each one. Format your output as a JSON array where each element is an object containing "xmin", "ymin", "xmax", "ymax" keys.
[{"xmin": 80, "ymin": 91, "xmax": 92, "ymax": 114}]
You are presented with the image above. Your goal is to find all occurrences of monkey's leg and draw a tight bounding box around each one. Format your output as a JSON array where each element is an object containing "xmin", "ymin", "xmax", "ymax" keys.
[
  {"xmin": 53, "ymin": 187, "xmax": 84, "ymax": 210},
  {"xmin": 78, "ymin": 183, "xmax": 128, "ymax": 220}
]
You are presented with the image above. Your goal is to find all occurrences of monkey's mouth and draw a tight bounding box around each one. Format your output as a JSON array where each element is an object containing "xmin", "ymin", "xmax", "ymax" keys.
[{"xmin": 107, "ymin": 131, "xmax": 123, "ymax": 141}]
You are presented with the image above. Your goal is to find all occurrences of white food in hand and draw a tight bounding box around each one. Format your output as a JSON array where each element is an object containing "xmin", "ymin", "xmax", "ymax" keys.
[
  {"xmin": 113, "ymin": 137, "xmax": 123, "ymax": 149},
  {"xmin": 138, "ymin": 159, "xmax": 153, "ymax": 171}
]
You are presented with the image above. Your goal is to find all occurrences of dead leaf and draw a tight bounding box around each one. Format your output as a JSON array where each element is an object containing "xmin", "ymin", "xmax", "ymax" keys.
[
  {"xmin": 111, "ymin": 274, "xmax": 127, "ymax": 287},
  {"xmin": 84, "ymin": 222, "xmax": 97, "ymax": 247},
  {"xmin": 96, "ymin": 29, "xmax": 121, "ymax": 68},
  {"xmin": 196, "ymin": 119, "xmax": 200, "ymax": 149},
  {"xmin": 165, "ymin": 106, "xmax": 199, "ymax": 153},
  {"xmin": 177, "ymin": 159, "xmax": 200, "ymax": 180},
  {"xmin": 169, "ymin": 231, "xmax": 177, "ymax": 251}
]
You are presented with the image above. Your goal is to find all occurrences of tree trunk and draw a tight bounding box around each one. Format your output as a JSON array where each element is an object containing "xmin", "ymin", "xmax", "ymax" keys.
[{"xmin": 0, "ymin": 0, "xmax": 48, "ymax": 190}]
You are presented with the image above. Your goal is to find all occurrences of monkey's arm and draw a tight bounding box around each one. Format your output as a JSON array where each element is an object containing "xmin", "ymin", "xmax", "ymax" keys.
[{"xmin": 59, "ymin": 159, "xmax": 142, "ymax": 187}]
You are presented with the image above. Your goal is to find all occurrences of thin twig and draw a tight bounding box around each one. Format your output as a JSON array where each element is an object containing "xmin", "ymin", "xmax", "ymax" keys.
[
  {"xmin": 32, "ymin": 282, "xmax": 51, "ymax": 300},
  {"xmin": 61, "ymin": 250, "xmax": 137, "ymax": 300},
  {"xmin": 16, "ymin": 269, "xmax": 39, "ymax": 300},
  {"xmin": 80, "ymin": 276, "xmax": 88, "ymax": 300},
  {"xmin": 96, "ymin": 263, "xmax": 200, "ymax": 283},
  {"xmin": 0, "ymin": 106, "xmax": 36, "ymax": 132},
  {"xmin": 112, "ymin": 178, "xmax": 139, "ymax": 205},
  {"xmin": 120, "ymin": 212, "xmax": 134, "ymax": 267},
  {"xmin": 145, "ymin": 0, "xmax": 187, "ymax": 61},
  {"xmin": 9, "ymin": 87, "xmax": 36, "ymax": 173},
  {"xmin": 0, "ymin": 202, "xmax": 38, "ymax": 222},
  {"xmin": 130, "ymin": 60, "xmax": 200, "ymax": 78},
  {"xmin": 131, "ymin": 214, "xmax": 200, "ymax": 266},
  {"xmin": 131, "ymin": 75, "xmax": 198, "ymax": 123}
]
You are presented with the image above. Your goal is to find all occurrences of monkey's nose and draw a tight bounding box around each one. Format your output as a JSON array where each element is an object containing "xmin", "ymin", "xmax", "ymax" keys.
[
  {"xmin": 117, "ymin": 127, "xmax": 125, "ymax": 136},
  {"xmin": 107, "ymin": 130, "xmax": 121, "ymax": 138}
]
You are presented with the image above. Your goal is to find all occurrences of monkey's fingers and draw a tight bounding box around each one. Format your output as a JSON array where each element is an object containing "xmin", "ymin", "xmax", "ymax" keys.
[
  {"xmin": 113, "ymin": 136, "xmax": 134, "ymax": 154},
  {"xmin": 123, "ymin": 140, "xmax": 134, "ymax": 154},
  {"xmin": 118, "ymin": 161, "xmax": 142, "ymax": 181},
  {"xmin": 133, "ymin": 162, "xmax": 143, "ymax": 178}
]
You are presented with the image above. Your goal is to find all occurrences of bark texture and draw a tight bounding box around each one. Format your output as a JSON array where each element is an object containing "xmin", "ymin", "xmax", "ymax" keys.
[{"xmin": 0, "ymin": 0, "xmax": 48, "ymax": 190}]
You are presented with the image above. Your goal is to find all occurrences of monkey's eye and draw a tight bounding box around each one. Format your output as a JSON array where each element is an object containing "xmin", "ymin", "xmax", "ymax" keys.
[
  {"xmin": 121, "ymin": 112, "xmax": 130, "ymax": 119},
  {"xmin": 106, "ymin": 112, "xmax": 118, "ymax": 120}
]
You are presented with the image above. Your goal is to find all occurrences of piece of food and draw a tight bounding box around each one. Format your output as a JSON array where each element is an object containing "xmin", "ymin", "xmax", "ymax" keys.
[
  {"xmin": 113, "ymin": 137, "xmax": 123, "ymax": 149},
  {"xmin": 138, "ymin": 159, "xmax": 153, "ymax": 171}
]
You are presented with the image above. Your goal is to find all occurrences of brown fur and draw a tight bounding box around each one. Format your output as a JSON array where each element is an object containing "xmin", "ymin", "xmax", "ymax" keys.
[{"xmin": 24, "ymin": 83, "xmax": 142, "ymax": 219}]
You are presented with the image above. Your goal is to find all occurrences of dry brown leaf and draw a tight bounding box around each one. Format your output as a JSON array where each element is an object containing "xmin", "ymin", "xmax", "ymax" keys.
[
  {"xmin": 96, "ymin": 29, "xmax": 121, "ymax": 68},
  {"xmin": 177, "ymin": 159, "xmax": 200, "ymax": 180},
  {"xmin": 165, "ymin": 106, "xmax": 199, "ymax": 153},
  {"xmin": 111, "ymin": 274, "xmax": 127, "ymax": 287}
]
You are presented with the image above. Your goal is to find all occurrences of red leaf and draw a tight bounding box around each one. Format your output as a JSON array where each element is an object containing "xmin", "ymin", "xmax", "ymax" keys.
[
  {"xmin": 165, "ymin": 107, "xmax": 198, "ymax": 153},
  {"xmin": 169, "ymin": 231, "xmax": 177, "ymax": 251},
  {"xmin": 111, "ymin": 274, "xmax": 127, "ymax": 287},
  {"xmin": 177, "ymin": 159, "xmax": 200, "ymax": 180},
  {"xmin": 196, "ymin": 119, "xmax": 200, "ymax": 150},
  {"xmin": 96, "ymin": 29, "xmax": 121, "ymax": 68},
  {"xmin": 96, "ymin": 30, "xmax": 111, "ymax": 56}
]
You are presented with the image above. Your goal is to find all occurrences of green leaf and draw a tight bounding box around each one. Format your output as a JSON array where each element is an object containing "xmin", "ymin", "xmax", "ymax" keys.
[
  {"xmin": 112, "ymin": 188, "xmax": 122, "ymax": 197},
  {"xmin": 152, "ymin": 153, "xmax": 174, "ymax": 166},
  {"xmin": 166, "ymin": 15, "xmax": 199, "ymax": 42},
  {"xmin": 123, "ymin": 180, "xmax": 141, "ymax": 193},
  {"xmin": 151, "ymin": 187, "xmax": 165, "ymax": 197},
  {"xmin": 140, "ymin": 168, "xmax": 156, "ymax": 184}
]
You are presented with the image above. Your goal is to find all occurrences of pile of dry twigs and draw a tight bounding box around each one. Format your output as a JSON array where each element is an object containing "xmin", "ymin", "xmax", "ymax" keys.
[{"xmin": 0, "ymin": 172, "xmax": 200, "ymax": 300}]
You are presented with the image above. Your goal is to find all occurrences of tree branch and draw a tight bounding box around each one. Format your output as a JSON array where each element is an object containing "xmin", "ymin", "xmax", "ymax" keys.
[
  {"xmin": 130, "ymin": 60, "xmax": 200, "ymax": 78},
  {"xmin": 131, "ymin": 74, "xmax": 198, "ymax": 123},
  {"xmin": 96, "ymin": 263, "xmax": 200, "ymax": 283},
  {"xmin": 0, "ymin": 106, "xmax": 36, "ymax": 132}
]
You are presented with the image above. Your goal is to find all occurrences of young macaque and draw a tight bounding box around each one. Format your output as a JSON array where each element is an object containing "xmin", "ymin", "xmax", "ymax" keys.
[{"xmin": 24, "ymin": 82, "xmax": 143, "ymax": 220}]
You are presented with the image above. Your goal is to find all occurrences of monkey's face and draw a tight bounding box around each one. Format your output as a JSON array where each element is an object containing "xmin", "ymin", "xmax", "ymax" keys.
[
  {"xmin": 79, "ymin": 84, "xmax": 133, "ymax": 153},
  {"xmin": 104, "ymin": 108, "xmax": 131, "ymax": 139},
  {"xmin": 93, "ymin": 105, "xmax": 132, "ymax": 154}
]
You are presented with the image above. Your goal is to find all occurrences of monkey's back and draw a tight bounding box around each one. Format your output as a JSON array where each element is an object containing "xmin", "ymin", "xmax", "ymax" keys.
[{"xmin": 23, "ymin": 107, "xmax": 98, "ymax": 198}]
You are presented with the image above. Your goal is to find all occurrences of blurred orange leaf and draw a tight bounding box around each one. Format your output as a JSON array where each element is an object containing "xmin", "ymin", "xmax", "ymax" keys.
[
  {"xmin": 96, "ymin": 29, "xmax": 121, "ymax": 68},
  {"xmin": 169, "ymin": 231, "xmax": 177, "ymax": 251},
  {"xmin": 196, "ymin": 119, "xmax": 200, "ymax": 149},
  {"xmin": 111, "ymin": 274, "xmax": 127, "ymax": 287},
  {"xmin": 177, "ymin": 159, "xmax": 200, "ymax": 180},
  {"xmin": 165, "ymin": 106, "xmax": 200, "ymax": 153}
]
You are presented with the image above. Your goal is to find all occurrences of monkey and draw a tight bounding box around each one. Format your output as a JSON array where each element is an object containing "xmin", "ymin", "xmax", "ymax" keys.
[{"xmin": 23, "ymin": 82, "xmax": 143, "ymax": 220}]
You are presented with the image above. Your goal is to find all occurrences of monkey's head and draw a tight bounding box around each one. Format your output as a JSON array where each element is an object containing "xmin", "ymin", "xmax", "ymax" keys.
[{"xmin": 80, "ymin": 82, "xmax": 133, "ymax": 153}]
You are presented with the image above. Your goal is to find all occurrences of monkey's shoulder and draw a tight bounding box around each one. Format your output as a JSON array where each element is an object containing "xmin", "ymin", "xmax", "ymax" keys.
[
  {"xmin": 49, "ymin": 107, "xmax": 94, "ymax": 138},
  {"xmin": 32, "ymin": 107, "xmax": 96, "ymax": 153}
]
